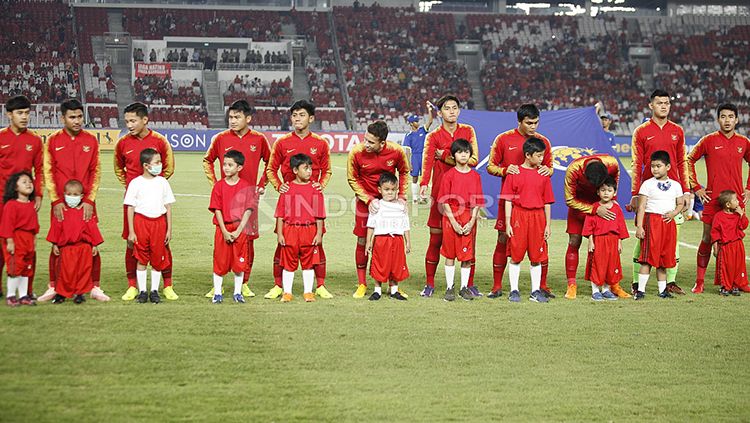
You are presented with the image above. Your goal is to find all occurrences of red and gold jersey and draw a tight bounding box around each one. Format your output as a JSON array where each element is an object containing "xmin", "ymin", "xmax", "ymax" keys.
[
  {"xmin": 203, "ymin": 129, "xmax": 271, "ymax": 187},
  {"xmin": 0, "ymin": 127, "xmax": 44, "ymax": 197},
  {"xmin": 419, "ymin": 123, "xmax": 478, "ymax": 196},
  {"xmin": 113, "ymin": 129, "xmax": 174, "ymax": 187},
  {"xmin": 631, "ymin": 119, "xmax": 689, "ymax": 194},
  {"xmin": 564, "ymin": 154, "xmax": 620, "ymax": 215},
  {"xmin": 486, "ymin": 128, "xmax": 553, "ymax": 178},
  {"xmin": 687, "ymin": 131, "xmax": 750, "ymax": 195},
  {"xmin": 266, "ymin": 131, "xmax": 331, "ymax": 191},
  {"xmin": 43, "ymin": 129, "xmax": 101, "ymax": 205},
  {"xmin": 581, "ymin": 203, "xmax": 629, "ymax": 238},
  {"xmin": 347, "ymin": 141, "xmax": 409, "ymax": 204}
]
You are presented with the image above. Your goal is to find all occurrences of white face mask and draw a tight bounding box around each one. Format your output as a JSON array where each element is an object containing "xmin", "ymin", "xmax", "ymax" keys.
[
  {"xmin": 65, "ymin": 195, "xmax": 82, "ymax": 208},
  {"xmin": 148, "ymin": 164, "xmax": 162, "ymax": 176}
]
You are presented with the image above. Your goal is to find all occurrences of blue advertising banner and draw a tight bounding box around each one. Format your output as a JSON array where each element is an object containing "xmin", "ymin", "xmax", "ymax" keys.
[{"xmin": 458, "ymin": 107, "xmax": 633, "ymax": 220}]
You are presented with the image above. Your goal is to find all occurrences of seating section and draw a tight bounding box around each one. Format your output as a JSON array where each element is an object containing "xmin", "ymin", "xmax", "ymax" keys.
[
  {"xmin": 82, "ymin": 61, "xmax": 116, "ymax": 103},
  {"xmin": 133, "ymin": 76, "xmax": 204, "ymax": 106},
  {"xmin": 123, "ymin": 9, "xmax": 285, "ymax": 40},
  {"xmin": 87, "ymin": 104, "xmax": 119, "ymax": 128},
  {"xmin": 222, "ymin": 76, "xmax": 293, "ymax": 107},
  {"xmin": 148, "ymin": 106, "xmax": 209, "ymax": 129}
]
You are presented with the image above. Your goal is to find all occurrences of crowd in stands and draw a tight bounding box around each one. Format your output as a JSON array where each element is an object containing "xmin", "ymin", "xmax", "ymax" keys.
[
  {"xmin": 0, "ymin": 62, "xmax": 80, "ymax": 104},
  {"xmin": 123, "ymin": 9, "xmax": 285, "ymax": 40},
  {"xmin": 133, "ymin": 76, "xmax": 204, "ymax": 106},
  {"xmin": 220, "ymin": 49, "xmax": 291, "ymax": 65},
  {"xmin": 148, "ymin": 106, "xmax": 209, "ymax": 129},
  {"xmin": 82, "ymin": 62, "xmax": 116, "ymax": 103},
  {"xmin": 222, "ymin": 76, "xmax": 292, "ymax": 107}
]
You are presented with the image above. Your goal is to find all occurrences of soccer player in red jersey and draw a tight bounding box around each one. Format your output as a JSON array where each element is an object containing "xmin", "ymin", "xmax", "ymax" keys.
[
  {"xmin": 687, "ymin": 103, "xmax": 750, "ymax": 293},
  {"xmin": 0, "ymin": 95, "xmax": 43, "ymax": 298},
  {"xmin": 628, "ymin": 90, "xmax": 691, "ymax": 295},
  {"xmin": 38, "ymin": 99, "xmax": 109, "ymax": 302},
  {"xmin": 203, "ymin": 100, "xmax": 270, "ymax": 298},
  {"xmin": 710, "ymin": 190, "xmax": 749, "ymax": 295},
  {"xmin": 264, "ymin": 100, "xmax": 333, "ymax": 300},
  {"xmin": 418, "ymin": 95, "xmax": 480, "ymax": 298},
  {"xmin": 114, "ymin": 102, "xmax": 177, "ymax": 301},
  {"xmin": 562, "ymin": 153, "xmax": 630, "ymax": 299},
  {"xmin": 348, "ymin": 120, "xmax": 409, "ymax": 298},
  {"xmin": 486, "ymin": 104, "xmax": 553, "ymax": 299}
]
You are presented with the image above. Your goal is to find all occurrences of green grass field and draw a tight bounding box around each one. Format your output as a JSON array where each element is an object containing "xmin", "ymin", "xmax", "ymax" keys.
[{"xmin": 1, "ymin": 152, "xmax": 749, "ymax": 422}]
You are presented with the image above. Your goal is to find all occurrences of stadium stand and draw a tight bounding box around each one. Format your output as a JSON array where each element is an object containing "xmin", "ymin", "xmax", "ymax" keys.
[{"xmin": 222, "ymin": 76, "xmax": 293, "ymax": 107}]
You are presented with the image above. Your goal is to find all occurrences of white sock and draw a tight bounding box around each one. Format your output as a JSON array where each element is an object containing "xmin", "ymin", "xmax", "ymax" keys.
[
  {"xmin": 234, "ymin": 273, "xmax": 243, "ymax": 295},
  {"xmin": 638, "ymin": 273, "xmax": 649, "ymax": 293},
  {"xmin": 137, "ymin": 269, "xmax": 147, "ymax": 292},
  {"xmin": 602, "ymin": 285, "xmax": 611, "ymax": 292},
  {"xmin": 302, "ymin": 269, "xmax": 314, "ymax": 293},
  {"xmin": 687, "ymin": 198, "xmax": 695, "ymax": 218},
  {"xmin": 6, "ymin": 276, "xmax": 19, "ymax": 297},
  {"xmin": 657, "ymin": 280, "xmax": 667, "ymax": 294},
  {"xmin": 591, "ymin": 282, "xmax": 600, "ymax": 294},
  {"xmin": 390, "ymin": 284, "xmax": 398, "ymax": 295},
  {"xmin": 509, "ymin": 263, "xmax": 521, "ymax": 292},
  {"xmin": 213, "ymin": 273, "xmax": 223, "ymax": 295},
  {"xmin": 150, "ymin": 270, "xmax": 161, "ymax": 291},
  {"xmin": 411, "ymin": 182, "xmax": 418, "ymax": 200},
  {"xmin": 282, "ymin": 270, "xmax": 294, "ymax": 294},
  {"xmin": 460, "ymin": 266, "xmax": 470, "ymax": 289},
  {"xmin": 18, "ymin": 277, "xmax": 28, "ymax": 298},
  {"xmin": 530, "ymin": 264, "xmax": 541, "ymax": 292},
  {"xmin": 374, "ymin": 285, "xmax": 382, "ymax": 295},
  {"xmin": 445, "ymin": 265, "xmax": 455, "ymax": 290}
]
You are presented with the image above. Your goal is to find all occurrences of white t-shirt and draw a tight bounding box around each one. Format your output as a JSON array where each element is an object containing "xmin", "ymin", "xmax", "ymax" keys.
[
  {"xmin": 366, "ymin": 200, "xmax": 410, "ymax": 236},
  {"xmin": 638, "ymin": 177, "xmax": 683, "ymax": 215},
  {"xmin": 123, "ymin": 176, "xmax": 176, "ymax": 218}
]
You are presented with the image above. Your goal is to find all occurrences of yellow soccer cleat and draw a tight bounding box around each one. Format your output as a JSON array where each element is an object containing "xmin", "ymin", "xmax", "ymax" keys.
[
  {"xmin": 163, "ymin": 286, "xmax": 179, "ymax": 300},
  {"xmin": 121, "ymin": 286, "xmax": 138, "ymax": 301},
  {"xmin": 610, "ymin": 283, "xmax": 632, "ymax": 298},
  {"xmin": 280, "ymin": 293, "xmax": 293, "ymax": 303},
  {"xmin": 264, "ymin": 285, "xmax": 283, "ymax": 299},
  {"xmin": 242, "ymin": 284, "xmax": 255, "ymax": 298},
  {"xmin": 353, "ymin": 284, "xmax": 367, "ymax": 299},
  {"xmin": 315, "ymin": 285, "xmax": 333, "ymax": 299},
  {"xmin": 564, "ymin": 284, "xmax": 577, "ymax": 300},
  {"xmin": 397, "ymin": 288, "xmax": 409, "ymax": 299},
  {"xmin": 205, "ymin": 287, "xmax": 219, "ymax": 298}
]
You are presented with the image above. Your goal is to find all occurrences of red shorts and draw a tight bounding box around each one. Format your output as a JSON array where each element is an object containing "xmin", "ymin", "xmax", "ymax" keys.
[
  {"xmin": 494, "ymin": 199, "xmax": 506, "ymax": 231},
  {"xmin": 353, "ymin": 199, "xmax": 369, "ymax": 237},
  {"xmin": 2, "ymin": 230, "xmax": 35, "ymax": 277},
  {"xmin": 427, "ymin": 197, "xmax": 442, "ymax": 229},
  {"xmin": 507, "ymin": 207, "xmax": 548, "ymax": 263},
  {"xmin": 213, "ymin": 222, "xmax": 250, "ymax": 276},
  {"xmin": 441, "ymin": 216, "xmax": 476, "ymax": 262},
  {"xmin": 55, "ymin": 242, "xmax": 94, "ymax": 297},
  {"xmin": 369, "ymin": 235, "xmax": 410, "ymax": 283},
  {"xmin": 585, "ymin": 234, "xmax": 623, "ymax": 286},
  {"xmin": 715, "ymin": 239, "xmax": 749, "ymax": 290},
  {"xmin": 132, "ymin": 213, "xmax": 171, "ymax": 270},
  {"xmin": 638, "ymin": 212, "xmax": 677, "ymax": 268},
  {"xmin": 280, "ymin": 224, "xmax": 321, "ymax": 271},
  {"xmin": 566, "ymin": 208, "xmax": 586, "ymax": 235}
]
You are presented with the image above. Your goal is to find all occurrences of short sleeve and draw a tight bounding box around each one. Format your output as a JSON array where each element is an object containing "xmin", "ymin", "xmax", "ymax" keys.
[
  {"xmin": 313, "ymin": 190, "xmax": 326, "ymax": 219},
  {"xmin": 673, "ymin": 181, "xmax": 683, "ymax": 198},
  {"xmin": 543, "ymin": 177, "xmax": 555, "ymax": 204},
  {"xmin": 162, "ymin": 179, "xmax": 176, "ymax": 205},
  {"xmin": 274, "ymin": 192, "xmax": 286, "ymax": 219},
  {"xmin": 638, "ymin": 180, "xmax": 651, "ymax": 197},
  {"xmin": 710, "ymin": 216, "xmax": 722, "ymax": 243},
  {"xmin": 500, "ymin": 174, "xmax": 515, "ymax": 201},
  {"xmin": 472, "ymin": 173, "xmax": 486, "ymax": 207},
  {"xmin": 615, "ymin": 205, "xmax": 630, "ymax": 239},
  {"xmin": 581, "ymin": 215, "xmax": 595, "ymax": 237},
  {"xmin": 208, "ymin": 182, "xmax": 222, "ymax": 212},
  {"xmin": 123, "ymin": 180, "xmax": 138, "ymax": 207},
  {"xmin": 437, "ymin": 172, "xmax": 451, "ymax": 205},
  {"xmin": 366, "ymin": 209, "xmax": 378, "ymax": 229}
]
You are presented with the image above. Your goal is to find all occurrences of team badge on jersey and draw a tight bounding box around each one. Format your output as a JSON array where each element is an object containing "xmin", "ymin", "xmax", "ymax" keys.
[
  {"xmin": 310, "ymin": 148, "xmax": 317, "ymax": 155},
  {"xmin": 739, "ymin": 147, "xmax": 744, "ymax": 154},
  {"xmin": 83, "ymin": 145, "xmax": 91, "ymax": 152},
  {"xmin": 386, "ymin": 160, "xmax": 395, "ymax": 167},
  {"xmin": 671, "ymin": 134, "xmax": 678, "ymax": 141},
  {"xmin": 250, "ymin": 145, "xmax": 257, "ymax": 152},
  {"xmin": 25, "ymin": 144, "xmax": 32, "ymax": 151}
]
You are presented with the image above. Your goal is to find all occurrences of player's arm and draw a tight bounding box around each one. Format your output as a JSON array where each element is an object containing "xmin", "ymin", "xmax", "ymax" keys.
[
  {"xmin": 313, "ymin": 218, "xmax": 323, "ymax": 245},
  {"xmin": 42, "ymin": 137, "xmax": 61, "ymax": 205},
  {"xmin": 202, "ymin": 134, "xmax": 220, "ymax": 186},
  {"xmin": 165, "ymin": 203, "xmax": 172, "ymax": 244},
  {"xmin": 675, "ymin": 131, "xmax": 691, "ymax": 197},
  {"xmin": 257, "ymin": 134, "xmax": 272, "ymax": 189},
  {"xmin": 424, "ymin": 102, "xmax": 434, "ymax": 131},
  {"xmin": 687, "ymin": 135, "xmax": 707, "ymax": 193},
  {"xmin": 347, "ymin": 148, "xmax": 372, "ymax": 204},
  {"xmin": 564, "ymin": 160, "xmax": 596, "ymax": 215},
  {"xmin": 234, "ymin": 209, "xmax": 252, "ymax": 240},
  {"xmin": 266, "ymin": 139, "xmax": 283, "ymax": 191},
  {"xmin": 635, "ymin": 194, "xmax": 647, "ymax": 238},
  {"xmin": 319, "ymin": 143, "xmax": 332, "ymax": 189},
  {"xmin": 419, "ymin": 132, "xmax": 435, "ymax": 187},
  {"xmin": 160, "ymin": 135, "xmax": 175, "ymax": 179},
  {"xmin": 365, "ymin": 227, "xmax": 375, "ymax": 256},
  {"xmin": 32, "ymin": 137, "xmax": 43, "ymax": 200},
  {"xmin": 397, "ymin": 146, "xmax": 410, "ymax": 201},
  {"xmin": 276, "ymin": 217, "xmax": 285, "ymax": 245},
  {"xmin": 630, "ymin": 129, "xmax": 643, "ymax": 195},
  {"xmin": 486, "ymin": 136, "xmax": 505, "ymax": 177},
  {"xmin": 126, "ymin": 205, "xmax": 137, "ymax": 244},
  {"xmin": 85, "ymin": 142, "xmax": 102, "ymax": 205},
  {"xmin": 541, "ymin": 136, "xmax": 554, "ymax": 176},
  {"xmin": 743, "ymin": 138, "xmax": 750, "ymax": 197},
  {"xmin": 114, "ymin": 138, "xmax": 127, "ymax": 187}
]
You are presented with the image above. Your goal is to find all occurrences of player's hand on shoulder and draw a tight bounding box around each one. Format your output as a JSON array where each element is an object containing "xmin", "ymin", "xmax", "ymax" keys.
[
  {"xmin": 537, "ymin": 165, "xmax": 552, "ymax": 177},
  {"xmin": 312, "ymin": 182, "xmax": 322, "ymax": 191},
  {"xmin": 279, "ymin": 182, "xmax": 290, "ymax": 193},
  {"xmin": 53, "ymin": 203, "xmax": 65, "ymax": 221},
  {"xmin": 368, "ymin": 198, "xmax": 380, "ymax": 214},
  {"xmin": 507, "ymin": 164, "xmax": 520, "ymax": 175}
]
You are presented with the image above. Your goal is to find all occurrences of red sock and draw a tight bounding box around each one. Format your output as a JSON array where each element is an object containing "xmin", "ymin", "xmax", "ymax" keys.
[
  {"xmin": 467, "ymin": 261, "xmax": 476, "ymax": 287},
  {"xmin": 91, "ymin": 253, "xmax": 101, "ymax": 287},
  {"xmin": 126, "ymin": 247, "xmax": 137, "ymax": 288},
  {"xmin": 162, "ymin": 247, "xmax": 173, "ymax": 287},
  {"xmin": 540, "ymin": 260, "xmax": 549, "ymax": 291},
  {"xmin": 243, "ymin": 240, "xmax": 255, "ymax": 283},
  {"xmin": 492, "ymin": 240, "xmax": 507, "ymax": 292},
  {"xmin": 49, "ymin": 249, "xmax": 58, "ymax": 288},
  {"xmin": 696, "ymin": 240, "xmax": 711, "ymax": 281},
  {"xmin": 356, "ymin": 243, "xmax": 367, "ymax": 285},
  {"xmin": 315, "ymin": 246, "xmax": 326, "ymax": 288},
  {"xmin": 273, "ymin": 244, "xmax": 282, "ymax": 287},
  {"xmin": 425, "ymin": 232, "xmax": 442, "ymax": 288},
  {"xmin": 565, "ymin": 244, "xmax": 579, "ymax": 285}
]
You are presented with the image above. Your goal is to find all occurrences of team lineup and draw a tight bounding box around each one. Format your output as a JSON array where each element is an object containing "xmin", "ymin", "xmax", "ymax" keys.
[{"xmin": 1, "ymin": 90, "xmax": 749, "ymax": 306}]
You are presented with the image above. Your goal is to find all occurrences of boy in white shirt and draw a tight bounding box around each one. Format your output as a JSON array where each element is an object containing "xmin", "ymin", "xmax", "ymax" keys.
[
  {"xmin": 124, "ymin": 148, "xmax": 176, "ymax": 304},
  {"xmin": 365, "ymin": 172, "xmax": 411, "ymax": 301},
  {"xmin": 635, "ymin": 150, "xmax": 685, "ymax": 300}
]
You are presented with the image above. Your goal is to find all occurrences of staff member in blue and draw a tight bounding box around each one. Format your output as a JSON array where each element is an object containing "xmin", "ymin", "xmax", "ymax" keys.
[{"xmin": 402, "ymin": 101, "xmax": 434, "ymax": 203}]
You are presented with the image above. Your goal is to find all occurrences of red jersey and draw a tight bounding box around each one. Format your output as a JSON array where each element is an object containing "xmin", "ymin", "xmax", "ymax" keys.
[
  {"xmin": 0, "ymin": 200, "xmax": 39, "ymax": 237},
  {"xmin": 500, "ymin": 166, "xmax": 555, "ymax": 209},
  {"xmin": 710, "ymin": 211, "xmax": 748, "ymax": 244},
  {"xmin": 114, "ymin": 129, "xmax": 174, "ymax": 187},
  {"xmin": 564, "ymin": 154, "xmax": 620, "ymax": 215},
  {"xmin": 46, "ymin": 206, "xmax": 104, "ymax": 246},
  {"xmin": 266, "ymin": 131, "xmax": 331, "ymax": 191},
  {"xmin": 437, "ymin": 167, "xmax": 486, "ymax": 214},
  {"xmin": 43, "ymin": 129, "xmax": 101, "ymax": 205},
  {"xmin": 208, "ymin": 178, "xmax": 257, "ymax": 225},
  {"xmin": 419, "ymin": 124, "xmax": 479, "ymax": 197},
  {"xmin": 486, "ymin": 128, "xmax": 553, "ymax": 178},
  {"xmin": 631, "ymin": 119, "xmax": 689, "ymax": 194},
  {"xmin": 0, "ymin": 127, "xmax": 43, "ymax": 198},
  {"xmin": 688, "ymin": 131, "xmax": 750, "ymax": 195},
  {"xmin": 581, "ymin": 203, "xmax": 629, "ymax": 238},
  {"xmin": 274, "ymin": 182, "xmax": 326, "ymax": 225},
  {"xmin": 347, "ymin": 141, "xmax": 409, "ymax": 204},
  {"xmin": 203, "ymin": 129, "xmax": 271, "ymax": 188}
]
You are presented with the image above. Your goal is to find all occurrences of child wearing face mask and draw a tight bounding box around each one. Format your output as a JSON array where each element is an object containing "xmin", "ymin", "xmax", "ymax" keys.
[{"xmin": 46, "ymin": 180, "xmax": 104, "ymax": 304}]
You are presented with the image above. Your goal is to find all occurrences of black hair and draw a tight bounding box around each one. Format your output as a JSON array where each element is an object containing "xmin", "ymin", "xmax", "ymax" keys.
[
  {"xmin": 224, "ymin": 149, "xmax": 245, "ymax": 166},
  {"xmin": 124, "ymin": 102, "xmax": 149, "ymax": 118},
  {"xmin": 523, "ymin": 137, "xmax": 547, "ymax": 156},
  {"xmin": 228, "ymin": 99, "xmax": 254, "ymax": 117},
  {"xmin": 450, "ymin": 138, "xmax": 472, "ymax": 157},
  {"xmin": 60, "ymin": 98, "xmax": 84, "ymax": 115},
  {"xmin": 289, "ymin": 99, "xmax": 315, "ymax": 116},
  {"xmin": 64, "ymin": 179, "xmax": 84, "ymax": 193},
  {"xmin": 517, "ymin": 103, "xmax": 540, "ymax": 122},
  {"xmin": 378, "ymin": 172, "xmax": 398, "ymax": 187},
  {"xmin": 584, "ymin": 160, "xmax": 608, "ymax": 187},
  {"xmin": 717, "ymin": 103, "xmax": 738, "ymax": 119},
  {"xmin": 598, "ymin": 176, "xmax": 617, "ymax": 191},
  {"xmin": 650, "ymin": 150, "xmax": 670, "ymax": 166},
  {"xmin": 367, "ymin": 120, "xmax": 389, "ymax": 142},
  {"xmin": 290, "ymin": 153, "xmax": 312, "ymax": 170},
  {"xmin": 718, "ymin": 190, "xmax": 738, "ymax": 209},
  {"xmin": 5, "ymin": 95, "xmax": 31, "ymax": 113},
  {"xmin": 3, "ymin": 171, "xmax": 34, "ymax": 203},
  {"xmin": 650, "ymin": 89, "xmax": 670, "ymax": 101},
  {"xmin": 140, "ymin": 148, "xmax": 159, "ymax": 165},
  {"xmin": 435, "ymin": 95, "xmax": 460, "ymax": 110}
]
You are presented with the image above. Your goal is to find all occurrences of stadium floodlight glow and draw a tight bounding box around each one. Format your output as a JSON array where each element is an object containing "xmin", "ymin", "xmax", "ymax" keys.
[
  {"xmin": 204, "ymin": 42, "xmax": 209, "ymax": 46},
  {"xmin": 514, "ymin": 2, "xmax": 551, "ymax": 14},
  {"xmin": 598, "ymin": 6, "xmax": 636, "ymax": 13},
  {"xmin": 114, "ymin": 38, "xmax": 119, "ymax": 42},
  {"xmin": 591, "ymin": 0, "xmax": 603, "ymax": 3},
  {"xmin": 418, "ymin": 1, "xmax": 442, "ymax": 12}
]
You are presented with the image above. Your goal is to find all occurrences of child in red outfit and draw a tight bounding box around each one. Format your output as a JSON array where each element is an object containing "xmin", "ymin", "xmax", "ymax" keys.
[
  {"xmin": 275, "ymin": 153, "xmax": 325, "ymax": 303},
  {"xmin": 711, "ymin": 190, "xmax": 750, "ymax": 295},
  {"xmin": 46, "ymin": 180, "xmax": 104, "ymax": 304},
  {"xmin": 583, "ymin": 177, "xmax": 630, "ymax": 301},
  {"xmin": 0, "ymin": 171, "xmax": 39, "ymax": 307}
]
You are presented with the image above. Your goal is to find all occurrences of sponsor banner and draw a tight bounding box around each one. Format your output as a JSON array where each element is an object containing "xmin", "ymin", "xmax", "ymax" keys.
[
  {"xmin": 151, "ymin": 129, "xmax": 366, "ymax": 153},
  {"xmin": 33, "ymin": 129, "xmax": 122, "ymax": 151},
  {"xmin": 135, "ymin": 62, "xmax": 172, "ymax": 78}
]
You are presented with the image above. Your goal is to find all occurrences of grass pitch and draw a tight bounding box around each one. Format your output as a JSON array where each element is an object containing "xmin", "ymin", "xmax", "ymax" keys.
[{"xmin": 1, "ymin": 153, "xmax": 748, "ymax": 422}]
